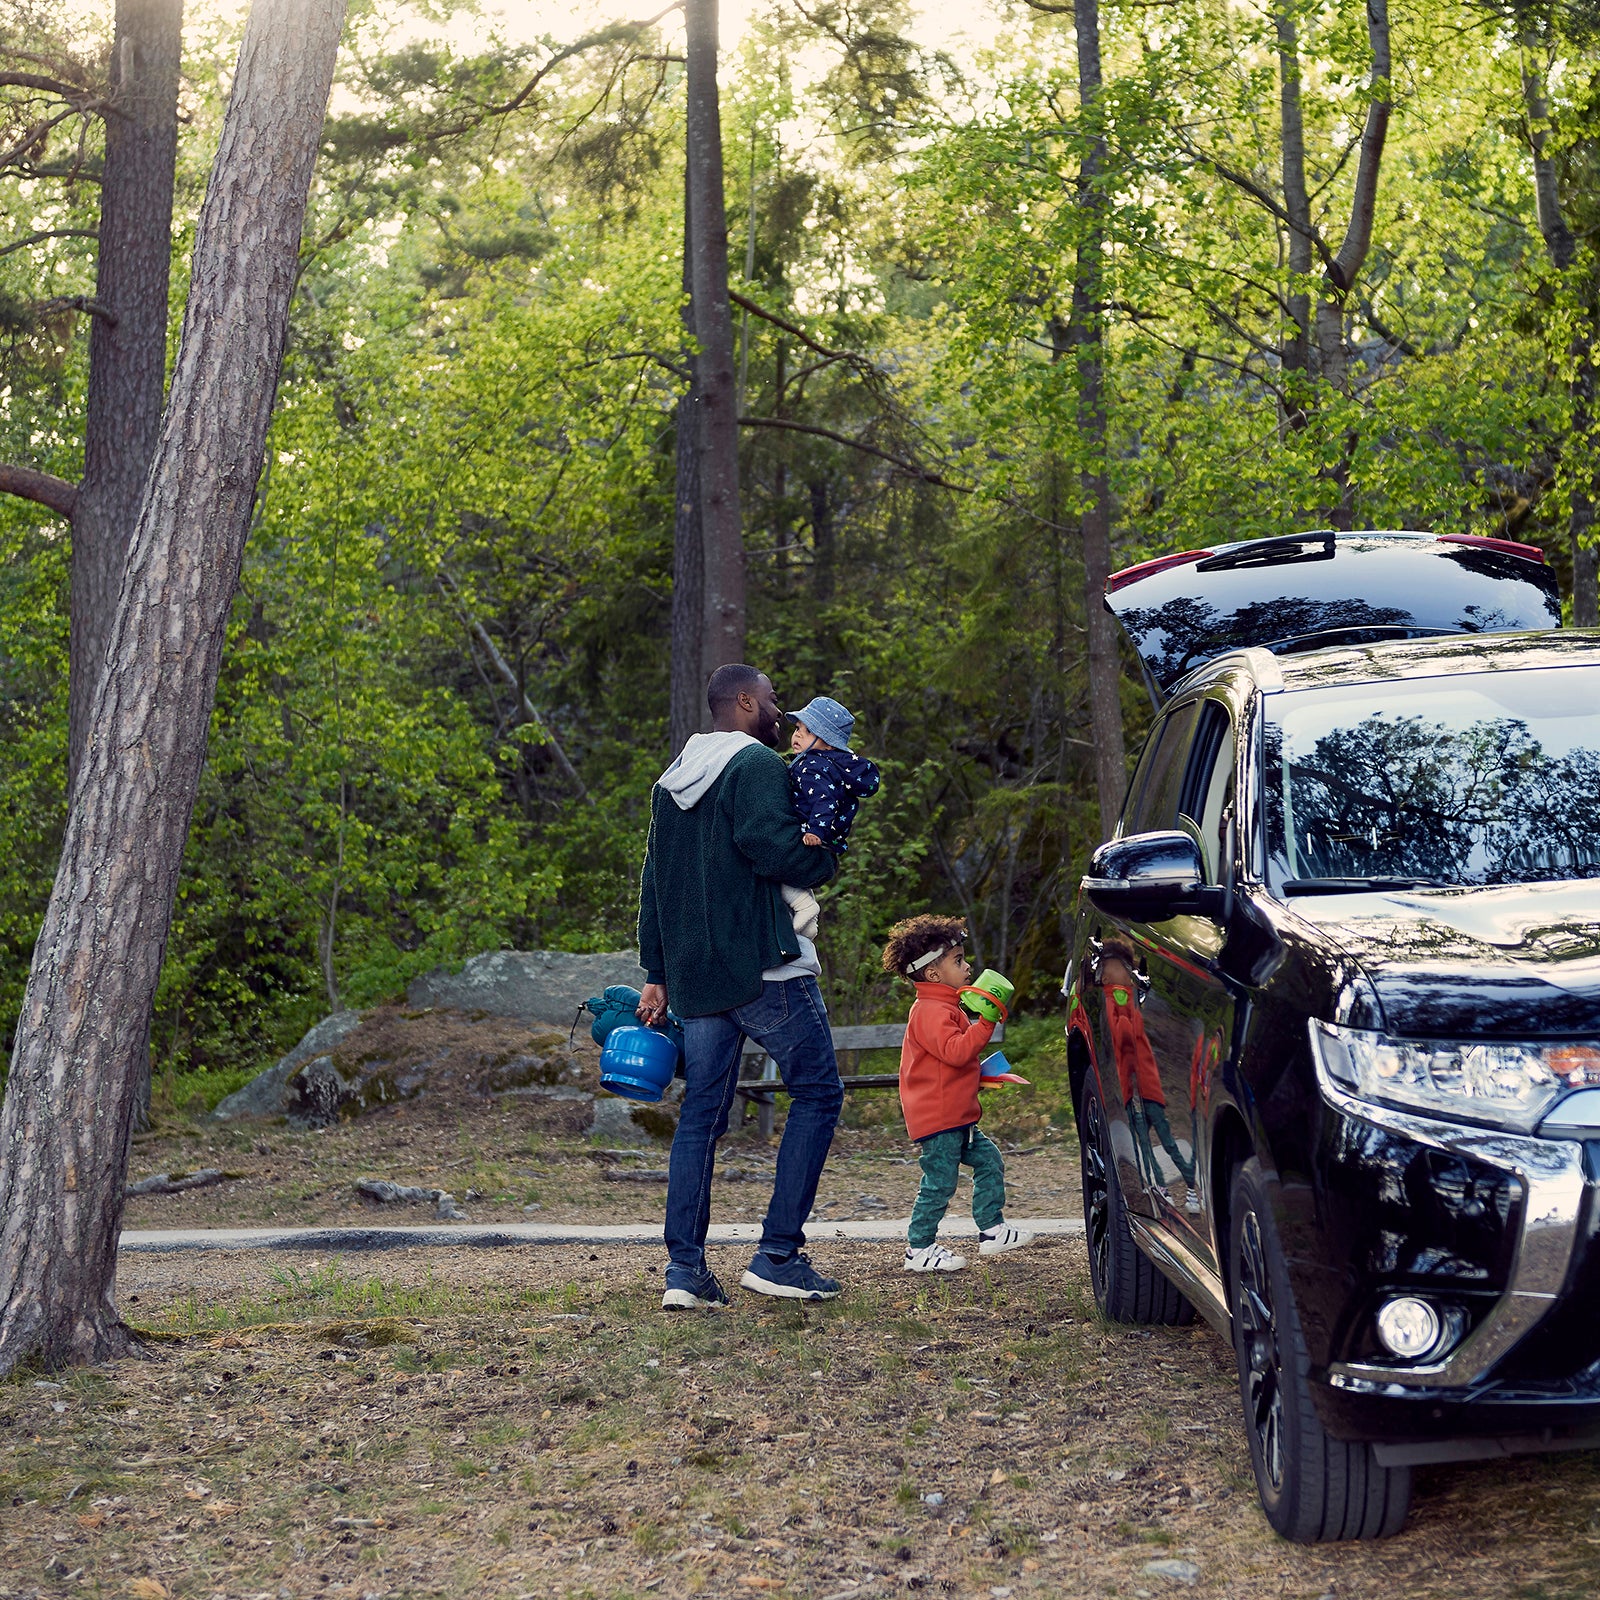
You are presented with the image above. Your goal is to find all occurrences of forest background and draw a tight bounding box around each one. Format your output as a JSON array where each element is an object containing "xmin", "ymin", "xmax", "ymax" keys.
[{"xmin": 2, "ymin": 0, "xmax": 1597, "ymax": 1108}]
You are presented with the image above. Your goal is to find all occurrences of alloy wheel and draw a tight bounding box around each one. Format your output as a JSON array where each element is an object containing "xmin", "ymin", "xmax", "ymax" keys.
[
  {"xmin": 1081, "ymin": 1089, "xmax": 1112, "ymax": 1295},
  {"xmin": 1235, "ymin": 1207, "xmax": 1285, "ymax": 1491}
]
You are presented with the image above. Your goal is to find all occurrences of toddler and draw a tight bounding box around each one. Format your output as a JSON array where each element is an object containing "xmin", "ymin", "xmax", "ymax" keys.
[
  {"xmin": 882, "ymin": 914, "xmax": 1036, "ymax": 1272},
  {"xmin": 780, "ymin": 695, "xmax": 880, "ymax": 939}
]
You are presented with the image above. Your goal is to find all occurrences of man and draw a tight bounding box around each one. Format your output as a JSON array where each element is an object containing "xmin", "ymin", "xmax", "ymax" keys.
[{"xmin": 637, "ymin": 663, "xmax": 845, "ymax": 1308}]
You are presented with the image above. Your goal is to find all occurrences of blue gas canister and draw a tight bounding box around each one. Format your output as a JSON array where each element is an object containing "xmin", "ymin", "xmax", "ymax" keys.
[{"xmin": 599, "ymin": 1025, "xmax": 681, "ymax": 1102}]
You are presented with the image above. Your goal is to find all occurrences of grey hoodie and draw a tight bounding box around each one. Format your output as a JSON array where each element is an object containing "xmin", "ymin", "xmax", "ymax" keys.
[
  {"xmin": 654, "ymin": 730, "xmax": 820, "ymax": 981},
  {"xmin": 657, "ymin": 731, "xmax": 761, "ymax": 810}
]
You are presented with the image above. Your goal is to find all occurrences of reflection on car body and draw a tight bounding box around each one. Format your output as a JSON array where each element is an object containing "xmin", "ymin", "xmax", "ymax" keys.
[{"xmin": 1065, "ymin": 529, "xmax": 1600, "ymax": 1543}]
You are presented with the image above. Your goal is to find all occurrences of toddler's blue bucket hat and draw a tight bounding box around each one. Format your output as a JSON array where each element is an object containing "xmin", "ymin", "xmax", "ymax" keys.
[{"xmin": 788, "ymin": 695, "xmax": 855, "ymax": 751}]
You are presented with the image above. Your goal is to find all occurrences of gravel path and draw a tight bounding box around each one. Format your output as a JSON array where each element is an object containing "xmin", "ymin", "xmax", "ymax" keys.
[{"xmin": 118, "ymin": 1216, "xmax": 1086, "ymax": 1253}]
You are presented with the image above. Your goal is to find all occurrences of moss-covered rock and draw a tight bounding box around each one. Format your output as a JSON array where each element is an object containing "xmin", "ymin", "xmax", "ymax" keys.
[{"xmin": 278, "ymin": 1004, "xmax": 593, "ymax": 1126}]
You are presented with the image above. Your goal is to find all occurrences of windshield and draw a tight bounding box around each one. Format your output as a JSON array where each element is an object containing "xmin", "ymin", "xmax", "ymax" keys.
[{"xmin": 1263, "ymin": 666, "xmax": 1600, "ymax": 891}]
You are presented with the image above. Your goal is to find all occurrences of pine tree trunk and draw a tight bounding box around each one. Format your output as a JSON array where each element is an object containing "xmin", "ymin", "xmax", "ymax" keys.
[
  {"xmin": 1074, "ymin": 0, "xmax": 1126, "ymax": 839},
  {"xmin": 684, "ymin": 0, "xmax": 745, "ymax": 676},
  {"xmin": 809, "ymin": 477, "xmax": 834, "ymax": 603},
  {"xmin": 670, "ymin": 169, "xmax": 706, "ymax": 757},
  {"xmin": 0, "ymin": 0, "xmax": 348, "ymax": 1376},
  {"xmin": 69, "ymin": 0, "xmax": 184, "ymax": 798}
]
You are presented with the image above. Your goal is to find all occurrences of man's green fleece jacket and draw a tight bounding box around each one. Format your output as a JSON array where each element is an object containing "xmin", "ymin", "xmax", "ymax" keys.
[{"xmin": 637, "ymin": 744, "xmax": 835, "ymax": 1018}]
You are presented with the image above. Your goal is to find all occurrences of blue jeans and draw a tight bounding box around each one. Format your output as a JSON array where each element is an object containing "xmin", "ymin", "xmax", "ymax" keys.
[{"xmin": 666, "ymin": 976, "xmax": 844, "ymax": 1274}]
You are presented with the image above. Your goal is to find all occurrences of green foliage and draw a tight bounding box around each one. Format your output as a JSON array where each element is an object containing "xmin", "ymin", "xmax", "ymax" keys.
[
  {"xmin": 0, "ymin": 508, "xmax": 68, "ymax": 1041},
  {"xmin": 2, "ymin": 0, "xmax": 1597, "ymax": 1090}
]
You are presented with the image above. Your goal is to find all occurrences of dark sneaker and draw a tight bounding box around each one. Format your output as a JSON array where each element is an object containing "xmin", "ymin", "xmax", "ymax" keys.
[
  {"xmin": 661, "ymin": 1266, "xmax": 729, "ymax": 1311},
  {"xmin": 739, "ymin": 1250, "xmax": 841, "ymax": 1301}
]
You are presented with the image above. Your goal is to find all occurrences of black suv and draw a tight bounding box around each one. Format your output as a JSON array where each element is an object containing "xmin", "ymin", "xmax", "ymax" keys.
[{"xmin": 1065, "ymin": 530, "xmax": 1600, "ymax": 1541}]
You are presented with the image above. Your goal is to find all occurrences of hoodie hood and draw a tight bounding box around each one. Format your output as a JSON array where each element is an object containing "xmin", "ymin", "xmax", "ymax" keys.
[
  {"xmin": 657, "ymin": 731, "xmax": 761, "ymax": 810},
  {"xmin": 803, "ymin": 747, "xmax": 881, "ymax": 799}
]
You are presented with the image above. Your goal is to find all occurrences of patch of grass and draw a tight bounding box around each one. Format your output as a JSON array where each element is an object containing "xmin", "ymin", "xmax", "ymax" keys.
[
  {"xmin": 149, "ymin": 1062, "xmax": 262, "ymax": 1118},
  {"xmin": 1141, "ymin": 1412, "xmax": 1172, "ymax": 1445},
  {"xmin": 150, "ymin": 1262, "xmax": 582, "ymax": 1335}
]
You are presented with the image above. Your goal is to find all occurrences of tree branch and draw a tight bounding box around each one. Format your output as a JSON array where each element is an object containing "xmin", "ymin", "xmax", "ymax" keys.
[
  {"xmin": 1329, "ymin": 0, "xmax": 1392, "ymax": 292},
  {"xmin": 0, "ymin": 70, "xmax": 95, "ymax": 98},
  {"xmin": 727, "ymin": 290, "xmax": 879, "ymax": 377},
  {"xmin": 1176, "ymin": 132, "xmax": 1339, "ymax": 279},
  {"xmin": 0, "ymin": 227, "xmax": 97, "ymax": 259},
  {"xmin": 36, "ymin": 293, "xmax": 116, "ymax": 323},
  {"xmin": 425, "ymin": 4, "xmax": 683, "ymax": 139},
  {"xmin": 435, "ymin": 569, "xmax": 591, "ymax": 802},
  {"xmin": 0, "ymin": 103, "xmax": 85, "ymax": 167},
  {"xmin": 0, "ymin": 462, "xmax": 78, "ymax": 518},
  {"xmin": 738, "ymin": 415, "xmax": 971, "ymax": 492}
]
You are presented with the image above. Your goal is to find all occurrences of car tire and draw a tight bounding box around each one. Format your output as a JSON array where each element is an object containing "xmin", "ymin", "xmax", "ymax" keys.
[
  {"xmin": 1227, "ymin": 1158, "xmax": 1412, "ymax": 1542},
  {"xmin": 1078, "ymin": 1072, "xmax": 1194, "ymax": 1325}
]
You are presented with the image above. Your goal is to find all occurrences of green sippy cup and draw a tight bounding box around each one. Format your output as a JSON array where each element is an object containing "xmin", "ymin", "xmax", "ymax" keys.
[{"xmin": 960, "ymin": 969, "xmax": 1015, "ymax": 1022}]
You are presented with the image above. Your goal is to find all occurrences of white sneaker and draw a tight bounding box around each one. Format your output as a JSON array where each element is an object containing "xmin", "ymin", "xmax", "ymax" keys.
[
  {"xmin": 978, "ymin": 1224, "xmax": 1036, "ymax": 1257},
  {"xmin": 1184, "ymin": 1186, "xmax": 1202, "ymax": 1215},
  {"xmin": 903, "ymin": 1242, "xmax": 967, "ymax": 1273}
]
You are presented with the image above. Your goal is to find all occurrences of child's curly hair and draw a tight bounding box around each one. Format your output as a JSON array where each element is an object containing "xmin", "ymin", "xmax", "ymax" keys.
[{"xmin": 881, "ymin": 914, "xmax": 968, "ymax": 981}]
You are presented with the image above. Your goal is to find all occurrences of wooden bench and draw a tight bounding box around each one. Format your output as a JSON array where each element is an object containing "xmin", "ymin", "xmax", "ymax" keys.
[{"xmin": 735, "ymin": 1020, "xmax": 1006, "ymax": 1138}]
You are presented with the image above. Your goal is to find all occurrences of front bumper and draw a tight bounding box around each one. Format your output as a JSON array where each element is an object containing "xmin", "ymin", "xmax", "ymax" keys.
[{"xmin": 1307, "ymin": 1079, "xmax": 1600, "ymax": 1447}]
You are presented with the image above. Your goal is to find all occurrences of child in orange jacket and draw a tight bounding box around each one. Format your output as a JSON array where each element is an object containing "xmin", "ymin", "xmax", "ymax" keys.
[{"xmin": 882, "ymin": 915, "xmax": 1037, "ymax": 1273}]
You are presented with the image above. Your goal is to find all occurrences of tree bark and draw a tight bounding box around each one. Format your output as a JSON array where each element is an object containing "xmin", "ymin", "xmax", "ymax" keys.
[
  {"xmin": 1073, "ymin": 0, "xmax": 1126, "ymax": 839},
  {"xmin": 1275, "ymin": 0, "xmax": 1312, "ymax": 413},
  {"xmin": 1315, "ymin": 0, "xmax": 1390, "ymax": 396},
  {"xmin": 670, "ymin": 165, "xmax": 707, "ymax": 757},
  {"xmin": 0, "ymin": 0, "xmax": 348, "ymax": 1376},
  {"xmin": 69, "ymin": 0, "xmax": 184, "ymax": 798},
  {"xmin": 1519, "ymin": 34, "xmax": 1599, "ymax": 626},
  {"xmin": 1520, "ymin": 39, "xmax": 1575, "ymax": 272},
  {"xmin": 684, "ymin": 0, "xmax": 745, "ymax": 677},
  {"xmin": 0, "ymin": 463, "xmax": 78, "ymax": 518},
  {"xmin": 809, "ymin": 476, "xmax": 834, "ymax": 603}
]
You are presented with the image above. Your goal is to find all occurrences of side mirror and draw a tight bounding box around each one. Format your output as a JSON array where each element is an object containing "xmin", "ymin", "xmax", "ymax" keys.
[{"xmin": 1082, "ymin": 830, "xmax": 1228, "ymax": 922}]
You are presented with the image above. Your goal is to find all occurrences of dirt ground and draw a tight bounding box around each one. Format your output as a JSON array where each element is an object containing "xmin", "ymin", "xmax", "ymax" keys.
[
  {"xmin": 122, "ymin": 1032, "xmax": 1082, "ymax": 1234},
  {"xmin": 2, "ymin": 1240, "xmax": 1597, "ymax": 1600},
  {"xmin": 17, "ymin": 1023, "xmax": 1597, "ymax": 1598}
]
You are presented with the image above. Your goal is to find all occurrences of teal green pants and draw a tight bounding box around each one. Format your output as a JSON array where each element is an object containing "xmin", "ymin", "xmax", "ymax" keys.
[{"xmin": 908, "ymin": 1124, "xmax": 1006, "ymax": 1249}]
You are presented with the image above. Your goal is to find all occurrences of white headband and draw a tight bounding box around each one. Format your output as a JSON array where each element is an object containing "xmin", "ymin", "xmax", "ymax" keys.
[{"xmin": 907, "ymin": 944, "xmax": 951, "ymax": 973}]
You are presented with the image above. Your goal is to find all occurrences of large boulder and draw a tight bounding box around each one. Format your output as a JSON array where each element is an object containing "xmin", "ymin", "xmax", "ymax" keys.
[
  {"xmin": 404, "ymin": 949, "xmax": 644, "ymax": 1027},
  {"xmin": 591, "ymin": 1088, "xmax": 681, "ymax": 1145},
  {"xmin": 280, "ymin": 1005, "xmax": 589, "ymax": 1127},
  {"xmin": 208, "ymin": 996, "xmax": 596, "ymax": 1127},
  {"xmin": 210, "ymin": 1010, "xmax": 364, "ymax": 1121}
]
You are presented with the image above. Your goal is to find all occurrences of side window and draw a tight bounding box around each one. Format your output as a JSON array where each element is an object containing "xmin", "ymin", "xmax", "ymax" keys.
[
  {"xmin": 1125, "ymin": 702, "xmax": 1199, "ymax": 835},
  {"xmin": 1179, "ymin": 701, "xmax": 1235, "ymax": 884}
]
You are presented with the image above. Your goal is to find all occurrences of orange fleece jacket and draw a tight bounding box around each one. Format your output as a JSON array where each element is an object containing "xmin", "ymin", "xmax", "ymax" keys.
[{"xmin": 897, "ymin": 982, "xmax": 1000, "ymax": 1142}]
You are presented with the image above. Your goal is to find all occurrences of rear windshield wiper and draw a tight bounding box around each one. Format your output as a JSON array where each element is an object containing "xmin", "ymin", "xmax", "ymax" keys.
[{"xmin": 1281, "ymin": 876, "xmax": 1452, "ymax": 894}]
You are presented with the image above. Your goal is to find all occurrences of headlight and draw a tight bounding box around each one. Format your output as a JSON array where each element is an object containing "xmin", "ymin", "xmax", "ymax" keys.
[{"xmin": 1309, "ymin": 1021, "xmax": 1600, "ymax": 1132}]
